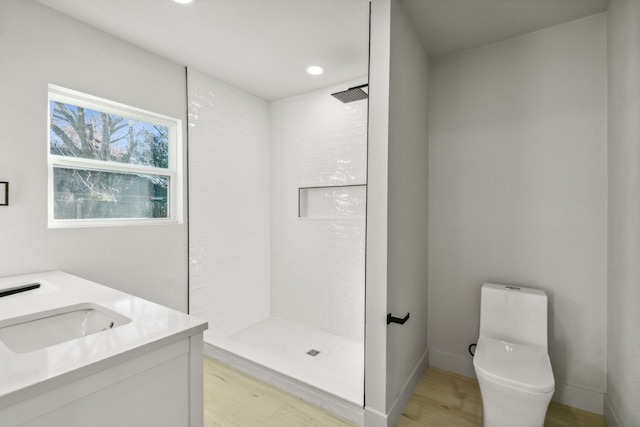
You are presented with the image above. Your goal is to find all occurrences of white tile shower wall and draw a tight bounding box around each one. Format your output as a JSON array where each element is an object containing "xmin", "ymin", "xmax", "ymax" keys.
[
  {"xmin": 188, "ymin": 68, "xmax": 272, "ymax": 340},
  {"xmin": 270, "ymin": 79, "xmax": 368, "ymax": 342}
]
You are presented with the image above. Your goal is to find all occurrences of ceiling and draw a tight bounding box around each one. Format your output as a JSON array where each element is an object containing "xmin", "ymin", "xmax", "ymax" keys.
[
  {"xmin": 34, "ymin": 0, "xmax": 371, "ymax": 101},
  {"xmin": 401, "ymin": 0, "xmax": 609, "ymax": 58},
  {"xmin": 35, "ymin": 0, "xmax": 609, "ymax": 101}
]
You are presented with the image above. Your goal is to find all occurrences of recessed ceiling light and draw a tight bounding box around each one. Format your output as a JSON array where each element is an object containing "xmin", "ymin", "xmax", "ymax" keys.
[
  {"xmin": 306, "ymin": 65, "xmax": 325, "ymax": 76},
  {"xmin": 173, "ymin": 0, "xmax": 193, "ymax": 4}
]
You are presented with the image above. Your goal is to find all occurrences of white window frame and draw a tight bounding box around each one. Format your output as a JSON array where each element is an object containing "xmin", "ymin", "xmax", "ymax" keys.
[{"xmin": 47, "ymin": 84, "xmax": 183, "ymax": 228}]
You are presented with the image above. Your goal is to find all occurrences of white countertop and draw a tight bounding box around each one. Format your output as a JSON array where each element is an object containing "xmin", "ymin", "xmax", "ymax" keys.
[{"xmin": 0, "ymin": 271, "xmax": 207, "ymax": 409}]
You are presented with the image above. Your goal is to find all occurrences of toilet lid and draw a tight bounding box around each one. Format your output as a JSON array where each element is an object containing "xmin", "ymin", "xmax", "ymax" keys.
[{"xmin": 473, "ymin": 337, "xmax": 555, "ymax": 393}]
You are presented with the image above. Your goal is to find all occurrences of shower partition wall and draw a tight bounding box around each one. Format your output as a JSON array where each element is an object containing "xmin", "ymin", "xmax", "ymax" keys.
[{"xmin": 188, "ymin": 68, "xmax": 368, "ymax": 422}]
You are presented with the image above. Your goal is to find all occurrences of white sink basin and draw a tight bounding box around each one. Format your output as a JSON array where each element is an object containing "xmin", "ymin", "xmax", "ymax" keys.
[{"xmin": 0, "ymin": 304, "xmax": 131, "ymax": 353}]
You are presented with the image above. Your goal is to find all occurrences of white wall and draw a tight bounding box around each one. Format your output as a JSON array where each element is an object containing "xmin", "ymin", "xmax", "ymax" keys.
[
  {"xmin": 365, "ymin": 0, "xmax": 392, "ymax": 421},
  {"xmin": 366, "ymin": 1, "xmax": 430, "ymax": 425},
  {"xmin": 385, "ymin": 0, "xmax": 430, "ymax": 418},
  {"xmin": 428, "ymin": 14, "xmax": 607, "ymax": 413},
  {"xmin": 187, "ymin": 68, "xmax": 272, "ymax": 341},
  {"xmin": 271, "ymin": 81, "xmax": 367, "ymax": 341},
  {"xmin": 606, "ymin": 1, "xmax": 640, "ymax": 425},
  {"xmin": 0, "ymin": 0, "xmax": 189, "ymax": 311}
]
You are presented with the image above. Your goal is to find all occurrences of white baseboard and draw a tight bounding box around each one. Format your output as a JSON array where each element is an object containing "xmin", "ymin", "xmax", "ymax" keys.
[
  {"xmin": 363, "ymin": 349, "xmax": 429, "ymax": 427},
  {"xmin": 386, "ymin": 348, "xmax": 430, "ymax": 427},
  {"xmin": 553, "ymin": 382, "xmax": 604, "ymax": 415},
  {"xmin": 604, "ymin": 395, "xmax": 621, "ymax": 427},
  {"xmin": 428, "ymin": 349, "xmax": 476, "ymax": 378},
  {"xmin": 428, "ymin": 349, "xmax": 604, "ymax": 415},
  {"xmin": 363, "ymin": 407, "xmax": 387, "ymax": 427}
]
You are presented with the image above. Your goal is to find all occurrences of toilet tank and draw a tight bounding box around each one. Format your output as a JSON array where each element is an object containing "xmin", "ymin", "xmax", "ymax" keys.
[{"xmin": 479, "ymin": 283, "xmax": 548, "ymax": 350}]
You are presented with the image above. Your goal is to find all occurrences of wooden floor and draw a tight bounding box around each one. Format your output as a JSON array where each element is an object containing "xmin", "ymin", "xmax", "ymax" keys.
[
  {"xmin": 203, "ymin": 357, "xmax": 355, "ymax": 427},
  {"xmin": 203, "ymin": 357, "xmax": 608, "ymax": 427},
  {"xmin": 398, "ymin": 367, "xmax": 608, "ymax": 427}
]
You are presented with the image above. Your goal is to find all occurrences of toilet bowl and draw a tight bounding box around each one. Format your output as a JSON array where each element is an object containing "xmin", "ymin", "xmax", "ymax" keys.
[{"xmin": 473, "ymin": 283, "xmax": 555, "ymax": 427}]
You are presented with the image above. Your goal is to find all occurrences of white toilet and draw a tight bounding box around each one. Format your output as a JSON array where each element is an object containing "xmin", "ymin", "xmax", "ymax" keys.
[{"xmin": 473, "ymin": 283, "xmax": 555, "ymax": 427}]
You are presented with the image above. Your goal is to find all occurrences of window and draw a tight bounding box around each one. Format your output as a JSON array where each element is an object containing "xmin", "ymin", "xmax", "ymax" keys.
[{"xmin": 48, "ymin": 85, "xmax": 183, "ymax": 228}]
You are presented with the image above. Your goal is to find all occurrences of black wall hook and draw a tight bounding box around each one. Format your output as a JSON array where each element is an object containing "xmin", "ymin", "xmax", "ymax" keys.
[
  {"xmin": 0, "ymin": 181, "xmax": 8, "ymax": 206},
  {"xmin": 387, "ymin": 312, "xmax": 410, "ymax": 325}
]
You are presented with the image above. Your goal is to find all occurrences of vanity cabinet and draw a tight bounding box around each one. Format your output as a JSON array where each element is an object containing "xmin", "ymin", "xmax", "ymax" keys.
[{"xmin": 0, "ymin": 272, "xmax": 207, "ymax": 427}]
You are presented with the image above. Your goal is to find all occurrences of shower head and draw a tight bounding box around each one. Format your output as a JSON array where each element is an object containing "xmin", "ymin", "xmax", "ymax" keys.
[{"xmin": 331, "ymin": 84, "xmax": 368, "ymax": 103}]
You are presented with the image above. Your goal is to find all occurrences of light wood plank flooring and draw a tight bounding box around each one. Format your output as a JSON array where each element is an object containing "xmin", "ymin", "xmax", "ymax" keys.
[
  {"xmin": 204, "ymin": 357, "xmax": 355, "ymax": 427},
  {"xmin": 398, "ymin": 367, "xmax": 608, "ymax": 427},
  {"xmin": 204, "ymin": 357, "xmax": 608, "ymax": 427}
]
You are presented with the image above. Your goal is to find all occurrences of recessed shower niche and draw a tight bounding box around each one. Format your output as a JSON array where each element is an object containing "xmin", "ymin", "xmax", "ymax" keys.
[
  {"xmin": 298, "ymin": 184, "xmax": 367, "ymax": 219},
  {"xmin": 187, "ymin": 2, "xmax": 369, "ymax": 422}
]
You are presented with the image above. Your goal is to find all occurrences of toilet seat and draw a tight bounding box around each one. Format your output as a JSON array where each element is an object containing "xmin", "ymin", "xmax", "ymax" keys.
[{"xmin": 474, "ymin": 337, "xmax": 554, "ymax": 394}]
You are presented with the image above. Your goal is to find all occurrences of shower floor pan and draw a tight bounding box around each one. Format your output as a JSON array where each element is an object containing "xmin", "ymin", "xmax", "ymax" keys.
[{"xmin": 204, "ymin": 317, "xmax": 364, "ymax": 424}]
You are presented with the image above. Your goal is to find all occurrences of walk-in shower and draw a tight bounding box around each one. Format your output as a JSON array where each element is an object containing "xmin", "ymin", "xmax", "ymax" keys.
[
  {"xmin": 186, "ymin": 3, "xmax": 369, "ymax": 422},
  {"xmin": 188, "ymin": 70, "xmax": 368, "ymax": 422}
]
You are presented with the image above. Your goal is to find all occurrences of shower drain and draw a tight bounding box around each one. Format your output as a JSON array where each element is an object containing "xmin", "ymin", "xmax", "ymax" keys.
[{"xmin": 306, "ymin": 349, "xmax": 321, "ymax": 357}]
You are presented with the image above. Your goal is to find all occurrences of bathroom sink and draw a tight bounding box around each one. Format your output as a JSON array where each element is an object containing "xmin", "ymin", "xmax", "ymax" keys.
[{"xmin": 0, "ymin": 304, "xmax": 131, "ymax": 353}]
